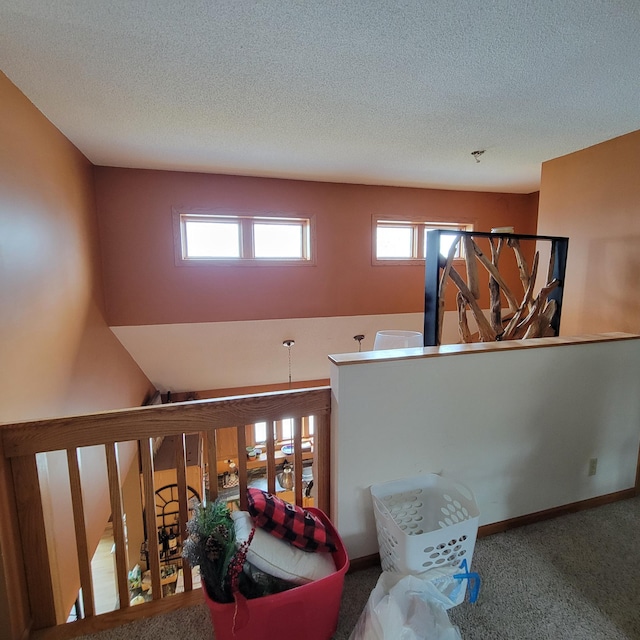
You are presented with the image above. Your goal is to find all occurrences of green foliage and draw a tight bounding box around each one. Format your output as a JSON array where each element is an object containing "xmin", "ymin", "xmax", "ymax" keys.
[
  {"xmin": 182, "ymin": 500, "xmax": 238, "ymax": 603},
  {"xmin": 182, "ymin": 499, "xmax": 296, "ymax": 603}
]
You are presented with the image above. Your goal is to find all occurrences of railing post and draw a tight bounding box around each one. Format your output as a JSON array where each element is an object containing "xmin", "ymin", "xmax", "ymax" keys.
[
  {"xmin": 0, "ymin": 443, "xmax": 30, "ymax": 639},
  {"xmin": 314, "ymin": 413, "xmax": 331, "ymax": 516},
  {"xmin": 11, "ymin": 455, "xmax": 57, "ymax": 629}
]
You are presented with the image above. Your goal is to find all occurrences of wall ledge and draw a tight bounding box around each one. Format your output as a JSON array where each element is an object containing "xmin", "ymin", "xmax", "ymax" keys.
[{"xmin": 329, "ymin": 332, "xmax": 640, "ymax": 366}]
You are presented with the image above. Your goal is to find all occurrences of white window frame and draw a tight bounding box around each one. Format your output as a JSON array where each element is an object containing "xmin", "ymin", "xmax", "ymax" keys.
[
  {"xmin": 248, "ymin": 417, "xmax": 315, "ymax": 448},
  {"xmin": 372, "ymin": 215, "xmax": 474, "ymax": 265},
  {"xmin": 173, "ymin": 208, "xmax": 316, "ymax": 266}
]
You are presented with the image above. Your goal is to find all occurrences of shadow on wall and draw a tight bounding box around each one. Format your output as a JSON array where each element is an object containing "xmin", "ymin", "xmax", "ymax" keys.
[
  {"xmin": 585, "ymin": 235, "xmax": 640, "ymax": 334},
  {"xmin": 507, "ymin": 345, "xmax": 640, "ymax": 639},
  {"xmin": 504, "ymin": 336, "xmax": 639, "ymax": 530}
]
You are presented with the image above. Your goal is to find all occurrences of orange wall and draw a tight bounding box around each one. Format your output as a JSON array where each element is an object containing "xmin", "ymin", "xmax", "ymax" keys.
[
  {"xmin": 537, "ymin": 130, "xmax": 640, "ymax": 335},
  {"xmin": 0, "ymin": 72, "xmax": 153, "ymax": 422},
  {"xmin": 94, "ymin": 168, "xmax": 539, "ymax": 327},
  {"xmin": 0, "ymin": 72, "xmax": 154, "ymax": 631}
]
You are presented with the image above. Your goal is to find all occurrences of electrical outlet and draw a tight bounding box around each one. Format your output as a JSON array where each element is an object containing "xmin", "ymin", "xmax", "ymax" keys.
[{"xmin": 588, "ymin": 457, "xmax": 598, "ymax": 476}]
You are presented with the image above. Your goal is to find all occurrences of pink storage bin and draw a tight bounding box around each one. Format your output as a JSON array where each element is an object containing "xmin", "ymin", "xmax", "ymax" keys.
[{"xmin": 204, "ymin": 507, "xmax": 349, "ymax": 640}]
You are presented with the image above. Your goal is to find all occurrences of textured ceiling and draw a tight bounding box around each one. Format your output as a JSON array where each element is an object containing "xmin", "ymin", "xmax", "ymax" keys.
[{"xmin": 1, "ymin": 1, "xmax": 639, "ymax": 193}]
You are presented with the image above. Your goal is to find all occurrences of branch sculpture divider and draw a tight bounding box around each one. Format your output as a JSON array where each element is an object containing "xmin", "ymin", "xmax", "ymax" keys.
[{"xmin": 426, "ymin": 231, "xmax": 569, "ymax": 346}]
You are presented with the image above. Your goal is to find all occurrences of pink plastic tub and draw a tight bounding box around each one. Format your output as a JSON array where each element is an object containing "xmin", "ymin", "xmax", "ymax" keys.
[{"xmin": 204, "ymin": 508, "xmax": 349, "ymax": 640}]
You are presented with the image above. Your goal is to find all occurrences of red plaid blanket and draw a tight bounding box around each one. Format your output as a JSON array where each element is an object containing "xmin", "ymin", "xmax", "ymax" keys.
[{"xmin": 247, "ymin": 488, "xmax": 337, "ymax": 552}]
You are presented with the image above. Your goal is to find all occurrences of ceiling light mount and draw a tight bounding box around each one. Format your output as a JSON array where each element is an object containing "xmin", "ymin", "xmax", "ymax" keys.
[{"xmin": 471, "ymin": 149, "xmax": 486, "ymax": 163}]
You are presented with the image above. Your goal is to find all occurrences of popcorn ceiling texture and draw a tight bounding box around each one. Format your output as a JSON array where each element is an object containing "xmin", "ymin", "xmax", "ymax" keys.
[{"xmin": 1, "ymin": 0, "xmax": 639, "ymax": 193}]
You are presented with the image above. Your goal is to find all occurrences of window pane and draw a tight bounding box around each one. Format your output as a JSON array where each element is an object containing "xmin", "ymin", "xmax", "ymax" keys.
[
  {"xmin": 307, "ymin": 415, "xmax": 315, "ymax": 436},
  {"xmin": 281, "ymin": 418, "xmax": 293, "ymax": 441},
  {"xmin": 254, "ymin": 223, "xmax": 303, "ymax": 258},
  {"xmin": 377, "ymin": 226, "xmax": 413, "ymax": 258},
  {"xmin": 254, "ymin": 421, "xmax": 267, "ymax": 443},
  {"xmin": 439, "ymin": 233, "xmax": 458, "ymax": 257},
  {"xmin": 424, "ymin": 228, "xmax": 463, "ymax": 258},
  {"xmin": 184, "ymin": 221, "xmax": 240, "ymax": 258}
]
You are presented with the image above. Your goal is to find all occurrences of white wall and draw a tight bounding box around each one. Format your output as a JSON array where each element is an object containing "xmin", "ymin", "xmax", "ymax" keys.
[
  {"xmin": 329, "ymin": 334, "xmax": 640, "ymax": 559},
  {"xmin": 111, "ymin": 312, "xmax": 473, "ymax": 392}
]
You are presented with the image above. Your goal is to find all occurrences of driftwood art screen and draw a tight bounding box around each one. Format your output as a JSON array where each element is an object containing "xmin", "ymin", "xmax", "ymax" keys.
[{"xmin": 424, "ymin": 230, "xmax": 569, "ymax": 347}]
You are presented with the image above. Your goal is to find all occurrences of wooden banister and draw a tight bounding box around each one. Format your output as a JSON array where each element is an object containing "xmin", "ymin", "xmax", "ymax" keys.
[
  {"xmin": 0, "ymin": 386, "xmax": 331, "ymax": 639},
  {"xmin": 1, "ymin": 388, "xmax": 330, "ymax": 458}
]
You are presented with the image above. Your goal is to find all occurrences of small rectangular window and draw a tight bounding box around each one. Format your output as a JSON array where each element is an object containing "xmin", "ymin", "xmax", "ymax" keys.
[
  {"xmin": 423, "ymin": 224, "xmax": 468, "ymax": 259},
  {"xmin": 249, "ymin": 417, "xmax": 314, "ymax": 446},
  {"xmin": 254, "ymin": 222, "xmax": 303, "ymax": 259},
  {"xmin": 173, "ymin": 210, "xmax": 314, "ymax": 266},
  {"xmin": 184, "ymin": 221, "xmax": 241, "ymax": 258},
  {"xmin": 281, "ymin": 418, "xmax": 293, "ymax": 441},
  {"xmin": 254, "ymin": 421, "xmax": 267, "ymax": 443},
  {"xmin": 373, "ymin": 216, "xmax": 472, "ymax": 265},
  {"xmin": 377, "ymin": 224, "xmax": 415, "ymax": 258}
]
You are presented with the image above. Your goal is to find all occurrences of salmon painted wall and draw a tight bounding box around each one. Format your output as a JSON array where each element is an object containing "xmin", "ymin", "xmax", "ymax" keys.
[
  {"xmin": 94, "ymin": 167, "xmax": 539, "ymax": 327},
  {"xmin": 0, "ymin": 72, "xmax": 153, "ymax": 629},
  {"xmin": 537, "ymin": 130, "xmax": 640, "ymax": 335},
  {"xmin": 0, "ymin": 73, "xmax": 153, "ymax": 421}
]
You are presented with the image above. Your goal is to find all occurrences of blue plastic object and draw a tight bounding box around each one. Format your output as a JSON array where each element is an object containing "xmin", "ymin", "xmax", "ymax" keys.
[{"xmin": 453, "ymin": 559, "xmax": 481, "ymax": 604}]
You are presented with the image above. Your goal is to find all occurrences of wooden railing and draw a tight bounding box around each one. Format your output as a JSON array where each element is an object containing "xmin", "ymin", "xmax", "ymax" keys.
[{"xmin": 0, "ymin": 386, "xmax": 331, "ymax": 640}]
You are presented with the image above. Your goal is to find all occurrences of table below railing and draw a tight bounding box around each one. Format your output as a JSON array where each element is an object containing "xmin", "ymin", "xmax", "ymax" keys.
[{"xmin": 0, "ymin": 386, "xmax": 331, "ymax": 640}]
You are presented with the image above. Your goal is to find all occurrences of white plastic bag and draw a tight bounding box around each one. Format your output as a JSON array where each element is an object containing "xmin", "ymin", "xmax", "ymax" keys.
[{"xmin": 349, "ymin": 572, "xmax": 462, "ymax": 640}]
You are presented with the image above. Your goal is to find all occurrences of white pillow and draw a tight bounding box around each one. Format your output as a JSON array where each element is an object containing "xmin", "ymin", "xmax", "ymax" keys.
[{"xmin": 232, "ymin": 510, "xmax": 336, "ymax": 585}]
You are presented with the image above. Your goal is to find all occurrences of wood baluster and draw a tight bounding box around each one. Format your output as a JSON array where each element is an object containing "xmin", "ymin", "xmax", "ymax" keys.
[
  {"xmin": 236, "ymin": 426, "xmax": 248, "ymax": 510},
  {"xmin": 140, "ymin": 437, "xmax": 162, "ymax": 600},
  {"xmin": 293, "ymin": 417, "xmax": 303, "ymax": 506},
  {"xmin": 266, "ymin": 420, "xmax": 276, "ymax": 494},
  {"xmin": 66, "ymin": 447, "xmax": 95, "ymax": 617},
  {"xmin": 205, "ymin": 430, "xmax": 218, "ymax": 503},
  {"xmin": 105, "ymin": 443, "xmax": 130, "ymax": 609},
  {"xmin": 174, "ymin": 434, "xmax": 192, "ymax": 592}
]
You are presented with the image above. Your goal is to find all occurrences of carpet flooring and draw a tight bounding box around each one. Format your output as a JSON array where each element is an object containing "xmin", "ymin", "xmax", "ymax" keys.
[{"xmin": 76, "ymin": 495, "xmax": 640, "ymax": 639}]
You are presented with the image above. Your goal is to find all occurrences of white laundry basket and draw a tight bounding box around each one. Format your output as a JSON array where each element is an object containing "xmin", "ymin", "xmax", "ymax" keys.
[{"xmin": 370, "ymin": 473, "xmax": 480, "ymax": 607}]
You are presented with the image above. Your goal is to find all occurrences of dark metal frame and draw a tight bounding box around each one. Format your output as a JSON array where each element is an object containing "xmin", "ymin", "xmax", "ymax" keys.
[{"xmin": 424, "ymin": 230, "xmax": 569, "ymax": 347}]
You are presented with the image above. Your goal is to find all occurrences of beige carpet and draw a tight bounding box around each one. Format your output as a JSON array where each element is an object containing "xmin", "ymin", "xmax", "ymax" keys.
[{"xmin": 75, "ymin": 495, "xmax": 640, "ymax": 639}]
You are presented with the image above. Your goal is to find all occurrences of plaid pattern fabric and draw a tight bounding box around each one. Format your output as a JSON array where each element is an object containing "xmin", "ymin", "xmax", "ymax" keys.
[{"xmin": 247, "ymin": 488, "xmax": 337, "ymax": 552}]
